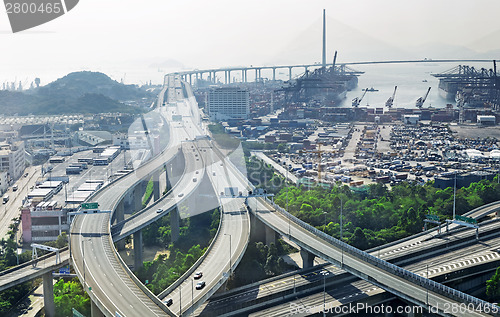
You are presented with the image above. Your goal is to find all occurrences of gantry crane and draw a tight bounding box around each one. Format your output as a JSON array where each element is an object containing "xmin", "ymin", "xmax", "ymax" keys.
[
  {"xmin": 386, "ymin": 85, "xmax": 397, "ymax": 108},
  {"xmin": 416, "ymin": 87, "xmax": 431, "ymax": 108},
  {"xmin": 352, "ymin": 88, "xmax": 368, "ymax": 107},
  {"xmin": 300, "ymin": 143, "xmax": 337, "ymax": 182}
]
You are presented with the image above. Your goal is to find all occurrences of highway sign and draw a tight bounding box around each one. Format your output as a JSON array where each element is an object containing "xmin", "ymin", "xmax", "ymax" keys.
[
  {"xmin": 454, "ymin": 215, "xmax": 477, "ymax": 224},
  {"xmin": 81, "ymin": 202, "xmax": 99, "ymax": 209},
  {"xmin": 59, "ymin": 268, "xmax": 70, "ymax": 274},
  {"xmin": 426, "ymin": 214, "xmax": 440, "ymax": 222}
]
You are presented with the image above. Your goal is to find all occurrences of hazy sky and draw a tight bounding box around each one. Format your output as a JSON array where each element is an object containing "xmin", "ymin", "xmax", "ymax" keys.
[{"xmin": 1, "ymin": 0, "xmax": 499, "ymax": 84}]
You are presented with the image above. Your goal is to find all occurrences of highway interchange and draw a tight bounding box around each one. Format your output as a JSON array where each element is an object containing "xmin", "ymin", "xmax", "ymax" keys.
[{"xmin": 1, "ymin": 75, "xmax": 500, "ymax": 317}]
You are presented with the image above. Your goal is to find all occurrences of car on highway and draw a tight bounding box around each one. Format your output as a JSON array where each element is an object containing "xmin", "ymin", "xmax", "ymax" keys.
[
  {"xmin": 178, "ymin": 193, "xmax": 184, "ymax": 197},
  {"xmin": 156, "ymin": 208, "xmax": 163, "ymax": 213},
  {"xmin": 194, "ymin": 272, "xmax": 203, "ymax": 279},
  {"xmin": 164, "ymin": 298, "xmax": 173, "ymax": 306},
  {"xmin": 24, "ymin": 172, "xmax": 29, "ymax": 177},
  {"xmin": 195, "ymin": 281, "xmax": 206, "ymax": 290},
  {"xmin": 193, "ymin": 178, "xmax": 197, "ymax": 182}
]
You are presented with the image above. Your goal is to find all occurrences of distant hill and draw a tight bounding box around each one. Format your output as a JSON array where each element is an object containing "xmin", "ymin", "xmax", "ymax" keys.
[
  {"xmin": 36, "ymin": 71, "xmax": 149, "ymax": 101},
  {"xmin": 0, "ymin": 71, "xmax": 149, "ymax": 115}
]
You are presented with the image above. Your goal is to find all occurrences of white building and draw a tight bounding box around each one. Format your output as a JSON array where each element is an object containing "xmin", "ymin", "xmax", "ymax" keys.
[
  {"xmin": 0, "ymin": 141, "xmax": 26, "ymax": 181},
  {"xmin": 477, "ymin": 115, "xmax": 496, "ymax": 126},
  {"xmin": 208, "ymin": 87, "xmax": 249, "ymax": 121},
  {"xmin": 403, "ymin": 115, "xmax": 420, "ymax": 125},
  {"xmin": 113, "ymin": 133, "xmax": 130, "ymax": 149},
  {"xmin": 0, "ymin": 170, "xmax": 8, "ymax": 194}
]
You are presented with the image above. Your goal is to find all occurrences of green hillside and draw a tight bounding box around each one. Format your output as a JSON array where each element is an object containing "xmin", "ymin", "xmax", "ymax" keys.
[{"xmin": 0, "ymin": 71, "xmax": 150, "ymax": 115}]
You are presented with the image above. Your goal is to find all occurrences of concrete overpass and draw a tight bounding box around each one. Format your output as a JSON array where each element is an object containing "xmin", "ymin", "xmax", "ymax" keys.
[
  {"xmin": 3, "ymin": 73, "xmax": 500, "ymax": 317},
  {"xmin": 194, "ymin": 215, "xmax": 500, "ymax": 316}
]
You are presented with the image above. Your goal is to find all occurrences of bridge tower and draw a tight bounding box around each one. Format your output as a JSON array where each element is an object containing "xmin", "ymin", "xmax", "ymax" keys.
[{"xmin": 322, "ymin": 9, "xmax": 326, "ymax": 68}]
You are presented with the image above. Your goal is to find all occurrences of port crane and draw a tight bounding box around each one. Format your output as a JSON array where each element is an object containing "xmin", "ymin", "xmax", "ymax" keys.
[
  {"xmin": 352, "ymin": 88, "xmax": 368, "ymax": 107},
  {"xmin": 416, "ymin": 87, "xmax": 431, "ymax": 108},
  {"xmin": 386, "ymin": 86, "xmax": 397, "ymax": 108},
  {"xmin": 299, "ymin": 143, "xmax": 337, "ymax": 182}
]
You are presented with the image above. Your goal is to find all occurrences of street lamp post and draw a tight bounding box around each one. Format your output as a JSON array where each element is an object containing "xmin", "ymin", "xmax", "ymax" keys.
[
  {"xmin": 323, "ymin": 211, "xmax": 327, "ymax": 316},
  {"xmin": 224, "ymin": 233, "xmax": 232, "ymax": 276},
  {"xmin": 82, "ymin": 238, "xmax": 91, "ymax": 289},
  {"xmin": 323, "ymin": 270, "xmax": 327, "ymax": 317},
  {"xmin": 191, "ymin": 279, "xmax": 194, "ymax": 307},
  {"xmin": 426, "ymin": 263, "xmax": 429, "ymax": 309},
  {"xmin": 287, "ymin": 169, "xmax": 290, "ymax": 237},
  {"xmin": 340, "ymin": 196, "xmax": 344, "ymax": 267},
  {"xmin": 452, "ymin": 173, "xmax": 457, "ymax": 220}
]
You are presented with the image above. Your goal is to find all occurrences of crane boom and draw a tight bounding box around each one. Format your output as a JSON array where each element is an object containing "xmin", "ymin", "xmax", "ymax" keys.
[
  {"xmin": 352, "ymin": 88, "xmax": 368, "ymax": 107},
  {"xmin": 386, "ymin": 86, "xmax": 397, "ymax": 108},
  {"xmin": 416, "ymin": 87, "xmax": 431, "ymax": 108}
]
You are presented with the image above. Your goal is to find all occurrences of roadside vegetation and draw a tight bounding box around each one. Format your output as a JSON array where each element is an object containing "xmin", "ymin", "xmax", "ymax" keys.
[
  {"xmin": 53, "ymin": 278, "xmax": 90, "ymax": 317},
  {"xmin": 136, "ymin": 208, "xmax": 220, "ymax": 294},
  {"xmin": 142, "ymin": 176, "xmax": 155, "ymax": 208},
  {"xmin": 228, "ymin": 240, "xmax": 297, "ymax": 288},
  {"xmin": 273, "ymin": 178, "xmax": 500, "ymax": 250},
  {"xmin": 0, "ymin": 218, "xmax": 34, "ymax": 315}
]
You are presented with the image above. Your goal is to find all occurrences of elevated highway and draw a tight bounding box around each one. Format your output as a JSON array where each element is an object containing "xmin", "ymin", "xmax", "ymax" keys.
[
  {"xmin": 239, "ymin": 197, "xmax": 498, "ymax": 316},
  {"xmin": 2, "ymin": 73, "xmax": 500, "ymax": 317},
  {"xmin": 158, "ymin": 141, "xmax": 252, "ymax": 316},
  {"xmin": 69, "ymin": 75, "xmax": 192, "ymax": 317},
  {"xmin": 194, "ymin": 217, "xmax": 500, "ymax": 316}
]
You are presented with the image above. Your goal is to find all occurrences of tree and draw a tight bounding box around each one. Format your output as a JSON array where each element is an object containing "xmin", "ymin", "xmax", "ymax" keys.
[
  {"xmin": 349, "ymin": 227, "xmax": 368, "ymax": 250},
  {"xmin": 487, "ymin": 267, "xmax": 500, "ymax": 299},
  {"xmin": 53, "ymin": 278, "xmax": 90, "ymax": 317}
]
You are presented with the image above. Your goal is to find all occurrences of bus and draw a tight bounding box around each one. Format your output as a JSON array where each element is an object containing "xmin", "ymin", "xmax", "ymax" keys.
[
  {"xmin": 49, "ymin": 157, "xmax": 65, "ymax": 163},
  {"xmin": 78, "ymin": 158, "xmax": 94, "ymax": 165}
]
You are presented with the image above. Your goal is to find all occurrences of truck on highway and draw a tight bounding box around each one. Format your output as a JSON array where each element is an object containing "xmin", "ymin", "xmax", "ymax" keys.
[{"xmin": 66, "ymin": 166, "xmax": 82, "ymax": 175}]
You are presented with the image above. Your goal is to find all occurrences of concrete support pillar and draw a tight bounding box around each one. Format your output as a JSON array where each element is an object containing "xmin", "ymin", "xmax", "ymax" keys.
[
  {"xmin": 300, "ymin": 248, "xmax": 315, "ymax": 268},
  {"xmin": 189, "ymin": 74, "xmax": 192, "ymax": 85},
  {"xmin": 171, "ymin": 208, "xmax": 180, "ymax": 242},
  {"xmin": 91, "ymin": 300, "xmax": 105, "ymax": 317},
  {"xmin": 255, "ymin": 68, "xmax": 258, "ymax": 81},
  {"xmin": 43, "ymin": 272, "xmax": 55, "ymax": 317},
  {"xmin": 228, "ymin": 70, "xmax": 231, "ymax": 84},
  {"xmin": 115, "ymin": 200, "xmax": 124, "ymax": 224},
  {"xmin": 133, "ymin": 230, "xmax": 143, "ymax": 270},
  {"xmin": 244, "ymin": 70, "xmax": 247, "ymax": 82},
  {"xmin": 265, "ymin": 225, "xmax": 276, "ymax": 245},
  {"xmin": 134, "ymin": 185, "xmax": 143, "ymax": 212},
  {"xmin": 153, "ymin": 172, "xmax": 160, "ymax": 201},
  {"xmin": 200, "ymin": 72, "xmax": 203, "ymax": 80},
  {"xmin": 115, "ymin": 200, "xmax": 126, "ymax": 250},
  {"xmin": 272, "ymin": 68, "xmax": 276, "ymax": 81},
  {"xmin": 305, "ymin": 66, "xmax": 308, "ymax": 73},
  {"xmin": 258, "ymin": 69, "xmax": 261, "ymax": 80},
  {"xmin": 289, "ymin": 67, "xmax": 292, "ymax": 80}
]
